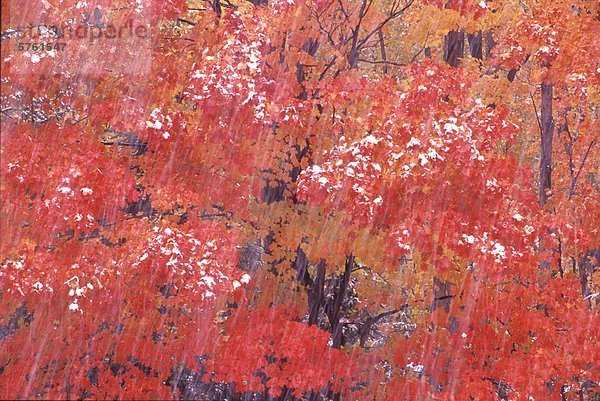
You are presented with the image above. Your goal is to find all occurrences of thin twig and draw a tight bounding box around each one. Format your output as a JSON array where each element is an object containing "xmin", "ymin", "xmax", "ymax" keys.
[
  {"xmin": 570, "ymin": 139, "xmax": 596, "ymax": 198},
  {"xmin": 358, "ymin": 58, "xmax": 406, "ymax": 67},
  {"xmin": 529, "ymin": 91, "xmax": 543, "ymax": 137}
]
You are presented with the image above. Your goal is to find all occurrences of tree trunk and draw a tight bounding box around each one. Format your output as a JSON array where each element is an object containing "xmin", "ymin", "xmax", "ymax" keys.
[
  {"xmin": 308, "ymin": 259, "xmax": 326, "ymax": 326},
  {"xmin": 443, "ymin": 30, "xmax": 465, "ymax": 67},
  {"xmin": 539, "ymin": 83, "xmax": 554, "ymax": 207},
  {"xmin": 296, "ymin": 38, "xmax": 320, "ymax": 100},
  {"xmin": 378, "ymin": 29, "xmax": 388, "ymax": 74},
  {"xmin": 328, "ymin": 254, "xmax": 353, "ymax": 348},
  {"xmin": 485, "ymin": 30, "xmax": 495, "ymax": 58},
  {"xmin": 293, "ymin": 246, "xmax": 311, "ymax": 285},
  {"xmin": 467, "ymin": 31, "xmax": 483, "ymax": 59},
  {"xmin": 579, "ymin": 248, "xmax": 599, "ymax": 308}
]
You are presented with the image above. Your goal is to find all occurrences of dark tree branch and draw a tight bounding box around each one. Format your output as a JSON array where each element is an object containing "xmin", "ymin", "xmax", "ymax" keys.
[
  {"xmin": 570, "ymin": 139, "xmax": 596, "ymax": 199},
  {"xmin": 378, "ymin": 28, "xmax": 388, "ymax": 74},
  {"xmin": 359, "ymin": 309, "xmax": 399, "ymax": 347}
]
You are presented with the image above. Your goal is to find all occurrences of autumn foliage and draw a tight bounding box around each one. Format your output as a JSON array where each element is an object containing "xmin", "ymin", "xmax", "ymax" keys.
[{"xmin": 1, "ymin": 0, "xmax": 598, "ymax": 400}]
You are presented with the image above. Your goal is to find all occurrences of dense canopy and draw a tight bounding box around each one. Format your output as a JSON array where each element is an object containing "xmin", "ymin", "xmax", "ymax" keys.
[{"xmin": 1, "ymin": 0, "xmax": 598, "ymax": 400}]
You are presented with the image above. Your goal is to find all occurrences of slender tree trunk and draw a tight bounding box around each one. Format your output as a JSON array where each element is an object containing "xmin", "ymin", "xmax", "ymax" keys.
[
  {"xmin": 212, "ymin": 0, "xmax": 221, "ymax": 15},
  {"xmin": 443, "ymin": 30, "xmax": 464, "ymax": 67},
  {"xmin": 467, "ymin": 31, "xmax": 483, "ymax": 59},
  {"xmin": 539, "ymin": 82, "xmax": 554, "ymax": 207},
  {"xmin": 328, "ymin": 254, "xmax": 353, "ymax": 348},
  {"xmin": 579, "ymin": 248, "xmax": 599, "ymax": 308},
  {"xmin": 485, "ymin": 30, "xmax": 495, "ymax": 59},
  {"xmin": 308, "ymin": 260, "xmax": 326, "ymax": 326},
  {"xmin": 296, "ymin": 38, "xmax": 320, "ymax": 100},
  {"xmin": 347, "ymin": 0, "xmax": 368, "ymax": 69},
  {"xmin": 378, "ymin": 29, "xmax": 388, "ymax": 74},
  {"xmin": 293, "ymin": 246, "xmax": 312, "ymax": 286}
]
